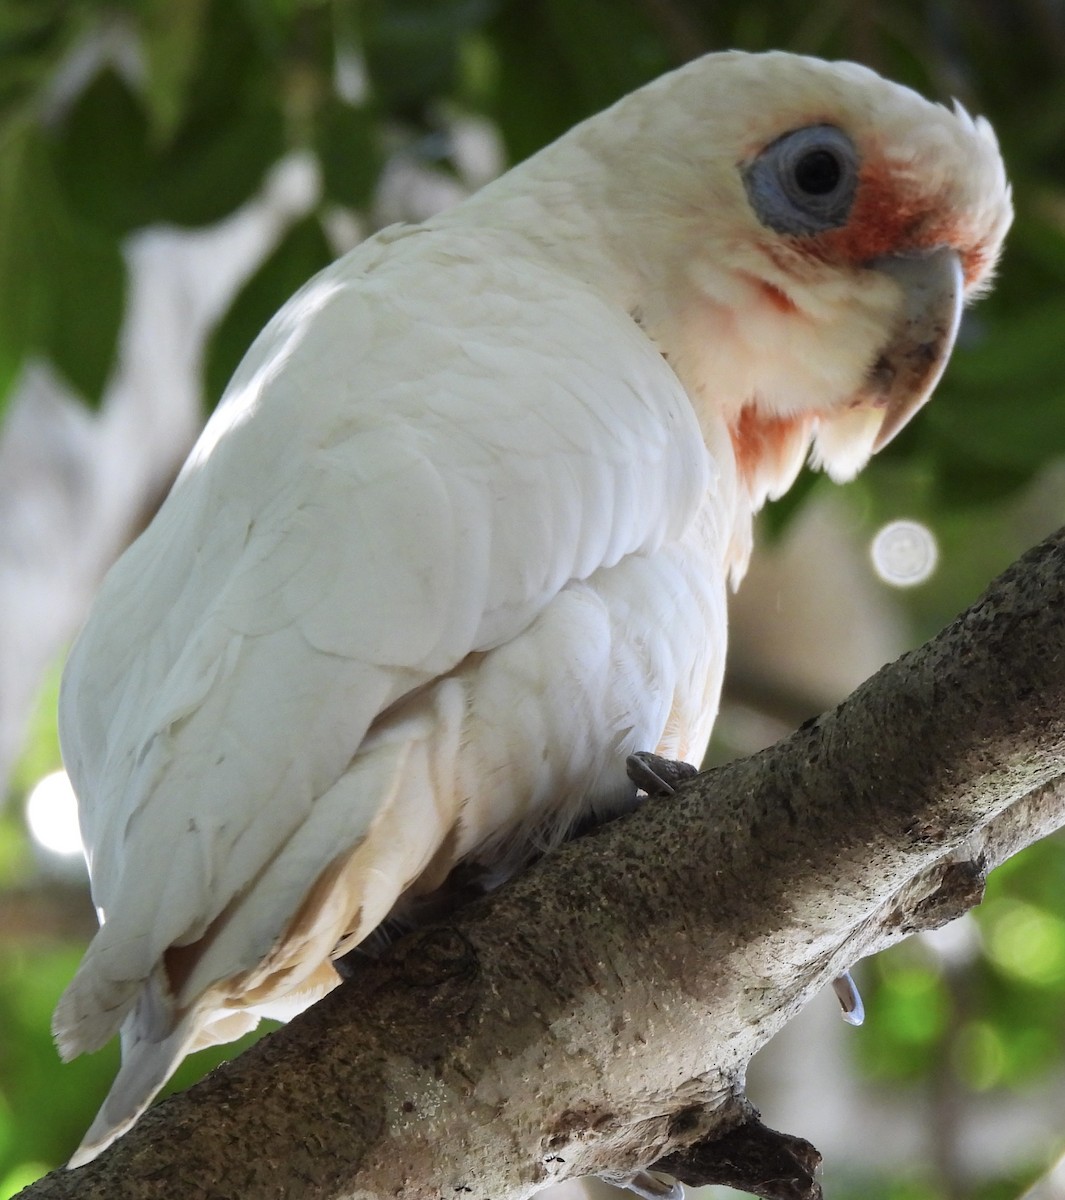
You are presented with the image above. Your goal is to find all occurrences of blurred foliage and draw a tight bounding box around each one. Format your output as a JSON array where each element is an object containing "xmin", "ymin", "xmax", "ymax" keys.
[
  {"xmin": 846, "ymin": 839, "xmax": 1065, "ymax": 1200},
  {"xmin": 2, "ymin": 0, "xmax": 1065, "ymax": 1197}
]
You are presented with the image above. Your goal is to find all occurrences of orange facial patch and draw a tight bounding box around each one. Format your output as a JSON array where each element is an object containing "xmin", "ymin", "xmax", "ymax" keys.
[
  {"xmin": 808, "ymin": 159, "xmax": 984, "ymax": 286},
  {"xmin": 814, "ymin": 160, "xmax": 928, "ymax": 261},
  {"xmin": 729, "ymin": 404, "xmax": 812, "ymax": 495},
  {"xmin": 760, "ymin": 280, "xmax": 798, "ymax": 313},
  {"xmin": 735, "ymin": 272, "xmax": 798, "ymax": 314}
]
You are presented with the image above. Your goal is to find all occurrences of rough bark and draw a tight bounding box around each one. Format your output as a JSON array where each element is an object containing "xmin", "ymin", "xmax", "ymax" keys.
[{"xmin": 19, "ymin": 527, "xmax": 1065, "ymax": 1200}]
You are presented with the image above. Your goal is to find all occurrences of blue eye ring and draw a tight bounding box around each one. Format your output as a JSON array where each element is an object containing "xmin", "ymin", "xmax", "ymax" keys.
[{"xmin": 742, "ymin": 124, "xmax": 860, "ymax": 236}]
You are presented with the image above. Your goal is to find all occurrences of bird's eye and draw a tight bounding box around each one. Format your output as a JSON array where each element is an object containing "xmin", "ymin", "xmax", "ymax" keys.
[
  {"xmin": 742, "ymin": 125, "xmax": 859, "ymax": 236},
  {"xmin": 793, "ymin": 148, "xmax": 842, "ymax": 195}
]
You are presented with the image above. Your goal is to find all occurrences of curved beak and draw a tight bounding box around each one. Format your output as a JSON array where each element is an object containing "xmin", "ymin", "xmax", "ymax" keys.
[{"xmin": 867, "ymin": 246, "xmax": 964, "ymax": 451}]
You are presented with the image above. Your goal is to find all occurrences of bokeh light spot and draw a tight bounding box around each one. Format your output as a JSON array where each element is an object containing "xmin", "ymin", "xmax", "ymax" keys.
[
  {"xmin": 953, "ymin": 1020, "xmax": 1006, "ymax": 1090},
  {"xmin": 870, "ymin": 519, "xmax": 938, "ymax": 587},
  {"xmin": 985, "ymin": 899, "xmax": 1065, "ymax": 987},
  {"xmin": 25, "ymin": 770, "xmax": 82, "ymax": 858}
]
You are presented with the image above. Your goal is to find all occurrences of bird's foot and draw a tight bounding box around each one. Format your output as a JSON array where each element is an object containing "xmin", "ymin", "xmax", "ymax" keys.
[
  {"xmin": 625, "ymin": 751, "xmax": 699, "ymax": 797},
  {"xmin": 832, "ymin": 969, "xmax": 865, "ymax": 1026}
]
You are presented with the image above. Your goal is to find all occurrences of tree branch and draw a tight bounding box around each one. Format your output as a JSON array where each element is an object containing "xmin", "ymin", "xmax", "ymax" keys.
[{"xmin": 21, "ymin": 527, "xmax": 1065, "ymax": 1200}]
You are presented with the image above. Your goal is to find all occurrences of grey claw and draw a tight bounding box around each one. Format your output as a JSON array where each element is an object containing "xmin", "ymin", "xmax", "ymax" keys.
[
  {"xmin": 601, "ymin": 1170, "xmax": 683, "ymax": 1200},
  {"xmin": 625, "ymin": 752, "xmax": 698, "ymax": 797},
  {"xmin": 832, "ymin": 969, "xmax": 865, "ymax": 1026}
]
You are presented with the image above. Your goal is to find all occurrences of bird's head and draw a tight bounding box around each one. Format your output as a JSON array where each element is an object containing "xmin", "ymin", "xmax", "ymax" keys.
[{"xmin": 523, "ymin": 51, "xmax": 1013, "ymax": 505}]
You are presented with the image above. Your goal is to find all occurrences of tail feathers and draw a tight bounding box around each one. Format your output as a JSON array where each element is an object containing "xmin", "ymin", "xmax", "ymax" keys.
[
  {"xmin": 52, "ymin": 947, "xmax": 142, "ymax": 1062},
  {"xmin": 61, "ymin": 679, "xmax": 475, "ymax": 1166},
  {"xmin": 66, "ymin": 973, "xmax": 199, "ymax": 1169}
]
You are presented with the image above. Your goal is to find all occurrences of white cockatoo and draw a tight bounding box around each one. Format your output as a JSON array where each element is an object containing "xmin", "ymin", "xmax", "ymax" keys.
[{"xmin": 54, "ymin": 50, "xmax": 1011, "ymax": 1166}]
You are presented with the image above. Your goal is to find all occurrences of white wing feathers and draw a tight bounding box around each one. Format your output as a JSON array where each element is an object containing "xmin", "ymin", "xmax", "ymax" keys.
[{"xmin": 55, "ymin": 227, "xmax": 714, "ymax": 1086}]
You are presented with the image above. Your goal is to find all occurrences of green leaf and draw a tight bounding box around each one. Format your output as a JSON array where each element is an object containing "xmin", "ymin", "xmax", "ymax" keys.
[
  {"xmin": 486, "ymin": 0, "xmax": 665, "ymax": 162},
  {"xmin": 0, "ymin": 121, "xmax": 46, "ymax": 403},
  {"xmin": 138, "ymin": 0, "xmax": 213, "ymax": 141},
  {"xmin": 0, "ymin": 122, "xmax": 124, "ymax": 408},
  {"xmin": 145, "ymin": 104, "xmax": 285, "ymax": 227},
  {"xmin": 48, "ymin": 68, "xmax": 153, "ymax": 236},
  {"xmin": 166, "ymin": 0, "xmax": 273, "ymax": 128},
  {"xmin": 911, "ymin": 298, "xmax": 1065, "ymax": 475},
  {"xmin": 1006, "ymin": 210, "xmax": 1065, "ymax": 288},
  {"xmin": 947, "ymin": 300, "xmax": 1065, "ymax": 393},
  {"xmin": 923, "ymin": 380, "xmax": 1065, "ymax": 473},
  {"xmin": 486, "ymin": 3, "xmax": 585, "ymax": 161},
  {"xmin": 137, "ymin": 0, "xmax": 285, "ymax": 226},
  {"xmin": 203, "ymin": 214, "xmax": 334, "ymax": 407},
  {"xmin": 43, "ymin": 2, "xmax": 287, "ymax": 234},
  {"xmin": 316, "ymin": 98, "xmax": 383, "ymax": 208},
  {"xmin": 928, "ymin": 448, "xmax": 1032, "ymax": 509},
  {"xmin": 363, "ymin": 0, "xmax": 497, "ymax": 112},
  {"xmin": 45, "ymin": 7, "xmax": 285, "ymax": 235},
  {"xmin": 0, "ymin": 0, "xmax": 73, "ymax": 126},
  {"xmin": 38, "ymin": 221, "xmax": 125, "ymax": 406},
  {"xmin": 542, "ymin": 0, "xmax": 668, "ymax": 113}
]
